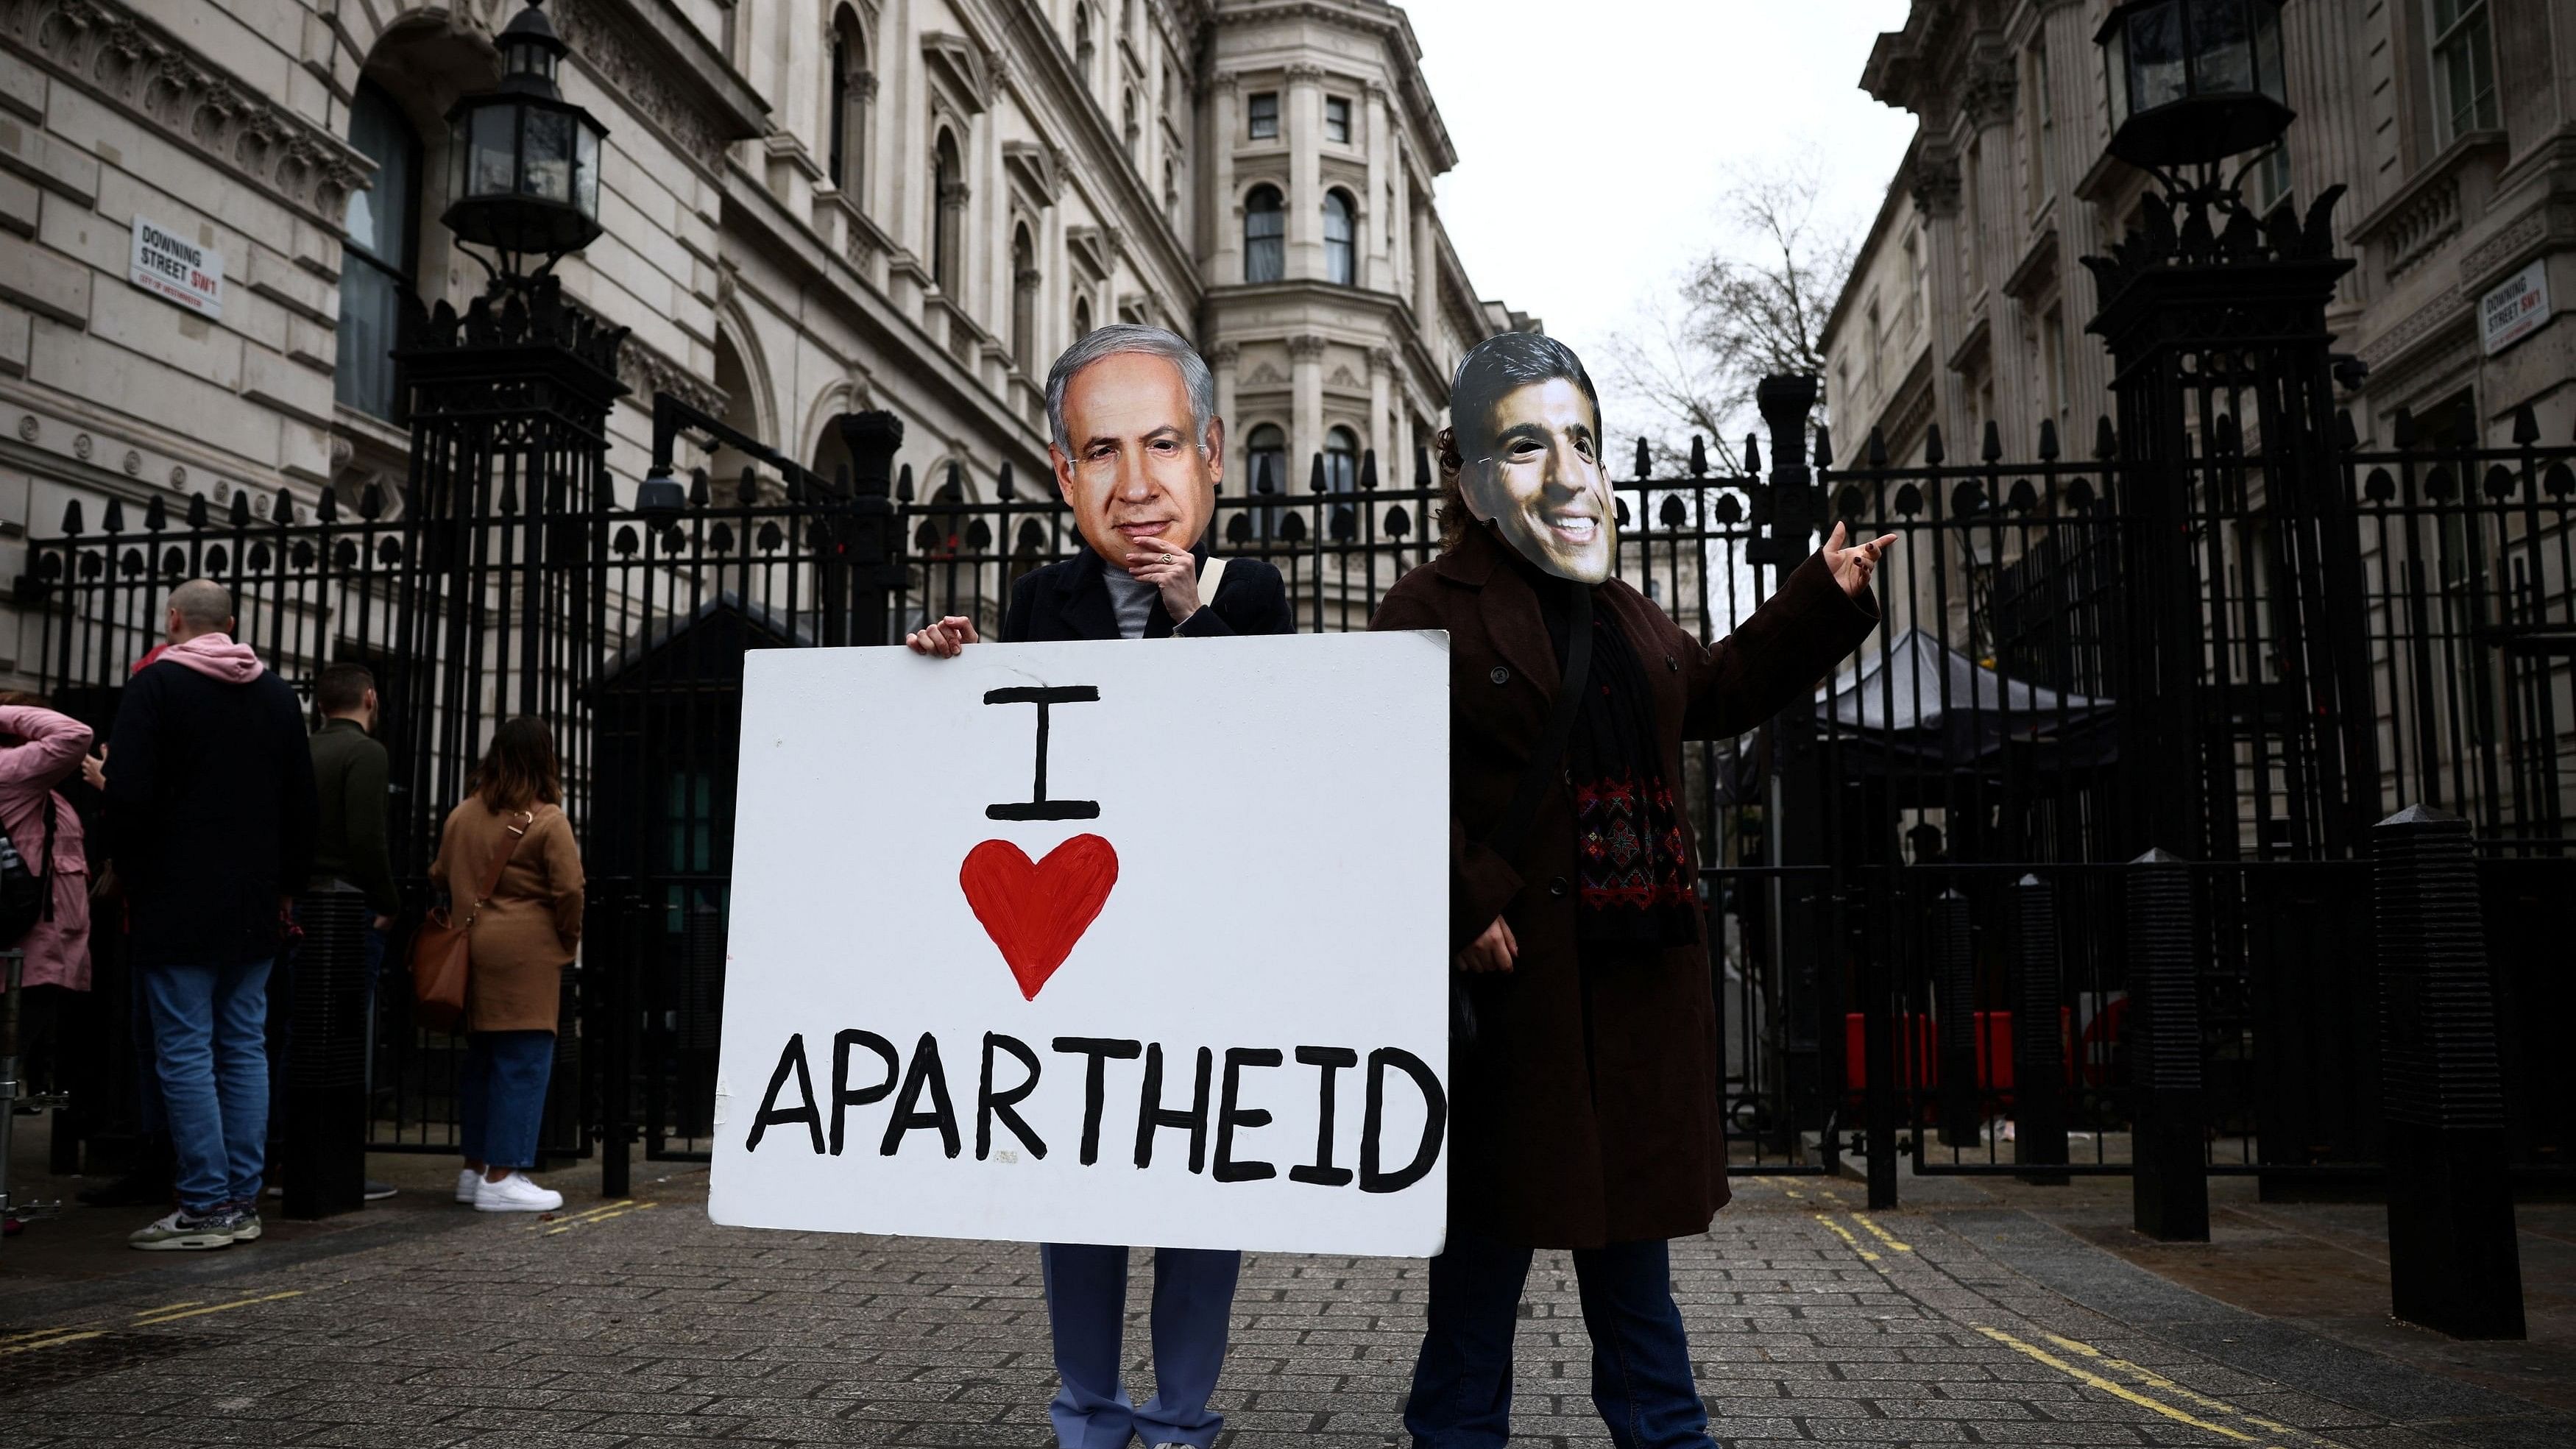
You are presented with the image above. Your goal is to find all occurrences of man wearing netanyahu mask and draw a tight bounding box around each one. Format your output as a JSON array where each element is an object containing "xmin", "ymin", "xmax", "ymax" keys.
[
  {"xmin": 902, "ymin": 324, "xmax": 1289, "ymax": 1449},
  {"xmin": 1373, "ymin": 332, "xmax": 1896, "ymax": 1449}
]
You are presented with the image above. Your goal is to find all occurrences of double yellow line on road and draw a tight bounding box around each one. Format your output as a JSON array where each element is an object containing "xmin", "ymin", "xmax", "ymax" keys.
[
  {"xmin": 0, "ymin": 1287, "xmax": 310, "ymax": 1358},
  {"xmin": 537, "ymin": 1198, "xmax": 658, "ymax": 1236},
  {"xmin": 1802, "ymin": 1209, "xmax": 2343, "ymax": 1448}
]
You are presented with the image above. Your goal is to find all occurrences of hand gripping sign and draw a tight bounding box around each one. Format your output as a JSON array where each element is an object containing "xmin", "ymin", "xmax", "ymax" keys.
[{"xmin": 710, "ymin": 631, "xmax": 1451, "ymax": 1255}]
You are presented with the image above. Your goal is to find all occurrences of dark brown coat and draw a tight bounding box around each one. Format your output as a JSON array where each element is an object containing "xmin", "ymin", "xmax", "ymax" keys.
[
  {"xmin": 1370, "ymin": 524, "xmax": 1879, "ymax": 1248},
  {"xmin": 429, "ymin": 801, "xmax": 585, "ymax": 1034}
]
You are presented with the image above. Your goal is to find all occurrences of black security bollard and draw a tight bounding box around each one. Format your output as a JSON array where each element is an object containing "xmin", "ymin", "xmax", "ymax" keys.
[
  {"xmin": 283, "ymin": 883, "xmax": 369, "ymax": 1219},
  {"xmin": 2012, "ymin": 874, "xmax": 2070, "ymax": 1183},
  {"xmin": 2126, "ymin": 849, "xmax": 2207, "ymax": 1240},
  {"xmin": 1933, "ymin": 890, "xmax": 1980, "ymax": 1149},
  {"xmin": 2374, "ymin": 805, "xmax": 2524, "ymax": 1339}
]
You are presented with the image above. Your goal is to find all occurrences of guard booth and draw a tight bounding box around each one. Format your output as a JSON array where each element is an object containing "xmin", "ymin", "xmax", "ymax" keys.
[{"xmin": 588, "ymin": 595, "xmax": 813, "ymax": 1159}]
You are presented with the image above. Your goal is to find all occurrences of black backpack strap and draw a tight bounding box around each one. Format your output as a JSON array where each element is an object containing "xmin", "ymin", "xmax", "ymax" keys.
[{"xmin": 1479, "ymin": 583, "xmax": 1593, "ymax": 865}]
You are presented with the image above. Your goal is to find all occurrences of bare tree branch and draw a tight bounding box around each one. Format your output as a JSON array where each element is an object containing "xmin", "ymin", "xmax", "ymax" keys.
[{"xmin": 1604, "ymin": 155, "xmax": 1856, "ymax": 471}]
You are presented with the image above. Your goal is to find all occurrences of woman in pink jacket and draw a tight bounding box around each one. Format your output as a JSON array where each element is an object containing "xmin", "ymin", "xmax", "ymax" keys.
[{"xmin": 0, "ymin": 695, "xmax": 94, "ymax": 993}]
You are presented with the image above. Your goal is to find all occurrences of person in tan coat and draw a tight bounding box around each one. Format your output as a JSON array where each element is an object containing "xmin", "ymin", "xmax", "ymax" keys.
[{"xmin": 429, "ymin": 717, "xmax": 584, "ymax": 1213}]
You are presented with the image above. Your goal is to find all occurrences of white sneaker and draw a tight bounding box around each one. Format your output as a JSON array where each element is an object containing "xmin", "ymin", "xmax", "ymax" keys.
[
  {"xmin": 473, "ymin": 1171, "xmax": 563, "ymax": 1214},
  {"xmin": 456, "ymin": 1168, "xmax": 483, "ymax": 1204}
]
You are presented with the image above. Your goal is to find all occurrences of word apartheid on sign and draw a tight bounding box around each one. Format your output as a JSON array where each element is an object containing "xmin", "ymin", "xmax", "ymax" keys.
[{"xmin": 710, "ymin": 631, "xmax": 1451, "ymax": 1255}]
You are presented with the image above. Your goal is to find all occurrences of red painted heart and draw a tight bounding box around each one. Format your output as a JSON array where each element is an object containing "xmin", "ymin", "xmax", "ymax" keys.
[{"xmin": 958, "ymin": 835, "xmax": 1120, "ymax": 1001}]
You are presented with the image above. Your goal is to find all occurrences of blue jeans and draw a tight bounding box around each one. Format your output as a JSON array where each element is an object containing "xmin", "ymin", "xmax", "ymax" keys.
[
  {"xmin": 459, "ymin": 1030, "xmax": 554, "ymax": 1170},
  {"xmin": 1041, "ymin": 1242, "xmax": 1241, "ymax": 1449},
  {"xmin": 138, "ymin": 959, "xmax": 273, "ymax": 1214},
  {"xmin": 1406, "ymin": 1236, "xmax": 1714, "ymax": 1449}
]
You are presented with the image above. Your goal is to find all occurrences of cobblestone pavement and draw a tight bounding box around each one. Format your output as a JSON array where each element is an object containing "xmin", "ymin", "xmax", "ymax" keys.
[{"xmin": 2, "ymin": 1159, "xmax": 2571, "ymax": 1449}]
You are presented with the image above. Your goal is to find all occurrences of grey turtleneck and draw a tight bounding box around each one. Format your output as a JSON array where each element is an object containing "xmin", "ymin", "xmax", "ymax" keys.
[{"xmin": 1101, "ymin": 564, "xmax": 1158, "ymax": 640}]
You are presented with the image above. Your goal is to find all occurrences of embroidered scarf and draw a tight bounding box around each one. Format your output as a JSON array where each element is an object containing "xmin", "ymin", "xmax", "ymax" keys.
[{"xmin": 1526, "ymin": 562, "xmax": 1699, "ymax": 954}]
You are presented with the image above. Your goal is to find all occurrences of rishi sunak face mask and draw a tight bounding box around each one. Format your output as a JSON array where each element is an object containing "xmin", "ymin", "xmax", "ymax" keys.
[{"xmin": 1448, "ymin": 336, "xmax": 1614, "ymax": 585}]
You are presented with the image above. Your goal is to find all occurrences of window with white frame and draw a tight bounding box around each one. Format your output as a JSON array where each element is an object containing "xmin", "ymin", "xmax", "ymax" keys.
[
  {"xmin": 1248, "ymin": 91, "xmax": 1279, "ymax": 140},
  {"xmin": 1325, "ymin": 96, "xmax": 1352, "ymax": 144},
  {"xmin": 2430, "ymin": 0, "xmax": 2499, "ymax": 143}
]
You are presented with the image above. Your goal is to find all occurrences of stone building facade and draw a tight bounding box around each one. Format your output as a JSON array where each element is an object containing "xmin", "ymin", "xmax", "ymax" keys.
[
  {"xmin": 0, "ymin": 0, "xmax": 1520, "ymax": 676},
  {"xmin": 1822, "ymin": 0, "xmax": 2575, "ymax": 463}
]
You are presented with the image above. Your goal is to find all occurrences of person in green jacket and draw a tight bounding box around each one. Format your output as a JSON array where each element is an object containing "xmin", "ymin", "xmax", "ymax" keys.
[{"xmin": 308, "ymin": 660, "xmax": 399, "ymax": 1202}]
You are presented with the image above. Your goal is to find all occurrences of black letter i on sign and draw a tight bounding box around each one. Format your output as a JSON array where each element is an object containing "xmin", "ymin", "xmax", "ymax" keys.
[{"xmin": 986, "ymin": 687, "xmax": 1103, "ymax": 821}]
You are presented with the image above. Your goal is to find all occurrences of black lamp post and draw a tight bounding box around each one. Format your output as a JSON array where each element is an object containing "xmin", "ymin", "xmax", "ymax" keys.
[
  {"xmin": 2097, "ymin": 0, "xmax": 2291, "ymax": 177},
  {"xmin": 442, "ymin": 1, "xmax": 608, "ymax": 271}
]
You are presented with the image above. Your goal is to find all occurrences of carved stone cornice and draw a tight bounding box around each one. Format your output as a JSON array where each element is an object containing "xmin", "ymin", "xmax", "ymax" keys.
[
  {"xmin": 921, "ymin": 31, "xmax": 993, "ymax": 115},
  {"xmin": 1287, "ymin": 333, "xmax": 1328, "ymax": 361},
  {"xmin": 1208, "ymin": 341, "xmax": 1240, "ymax": 365},
  {"xmin": 1, "ymin": 0, "xmax": 372, "ymax": 227},
  {"xmin": 617, "ymin": 333, "xmax": 725, "ymax": 417},
  {"xmin": 1961, "ymin": 57, "xmax": 2018, "ymax": 130},
  {"xmin": 551, "ymin": 0, "xmax": 743, "ymax": 177},
  {"xmin": 1283, "ymin": 62, "xmax": 1328, "ymax": 86},
  {"xmin": 1910, "ymin": 154, "xmax": 1964, "ymax": 218},
  {"xmin": 1368, "ymin": 344, "xmax": 1396, "ymax": 371}
]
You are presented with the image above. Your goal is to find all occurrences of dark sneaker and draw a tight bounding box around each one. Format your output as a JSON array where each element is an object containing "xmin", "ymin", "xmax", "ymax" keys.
[
  {"xmin": 363, "ymin": 1180, "xmax": 397, "ymax": 1202},
  {"xmin": 128, "ymin": 1208, "xmax": 236, "ymax": 1251},
  {"xmin": 224, "ymin": 1205, "xmax": 263, "ymax": 1241}
]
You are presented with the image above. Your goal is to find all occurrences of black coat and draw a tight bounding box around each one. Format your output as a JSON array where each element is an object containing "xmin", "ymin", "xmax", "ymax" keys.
[
  {"xmin": 105, "ymin": 661, "xmax": 320, "ymax": 968},
  {"xmin": 1370, "ymin": 525, "xmax": 1880, "ymax": 1248},
  {"xmin": 1002, "ymin": 540, "xmax": 1294, "ymax": 642}
]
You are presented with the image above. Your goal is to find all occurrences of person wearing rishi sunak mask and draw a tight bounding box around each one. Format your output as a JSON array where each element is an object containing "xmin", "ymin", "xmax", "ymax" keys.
[
  {"xmin": 1372, "ymin": 333, "xmax": 1894, "ymax": 1449},
  {"xmin": 904, "ymin": 324, "xmax": 1289, "ymax": 1449}
]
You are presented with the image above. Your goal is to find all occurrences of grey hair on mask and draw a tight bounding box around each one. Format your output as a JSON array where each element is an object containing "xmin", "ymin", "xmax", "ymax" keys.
[{"xmin": 1044, "ymin": 324, "xmax": 1217, "ymax": 456}]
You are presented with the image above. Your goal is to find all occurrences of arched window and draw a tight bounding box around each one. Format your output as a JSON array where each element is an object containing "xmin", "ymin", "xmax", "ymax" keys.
[
  {"xmin": 1164, "ymin": 159, "xmax": 1180, "ymax": 224},
  {"xmin": 1073, "ymin": 294, "xmax": 1093, "ymax": 339},
  {"xmin": 1243, "ymin": 185, "xmax": 1284, "ymax": 284},
  {"xmin": 1011, "ymin": 223, "xmax": 1038, "ymax": 375},
  {"xmin": 1074, "ymin": 5, "xmax": 1094, "ymax": 80},
  {"xmin": 1324, "ymin": 426, "xmax": 1359, "ymax": 493},
  {"xmin": 828, "ymin": 9, "xmax": 867, "ymax": 202},
  {"xmin": 1122, "ymin": 88, "xmax": 1139, "ymax": 163},
  {"xmin": 932, "ymin": 128, "xmax": 963, "ymax": 291},
  {"xmin": 1323, "ymin": 189, "xmax": 1356, "ymax": 286},
  {"xmin": 336, "ymin": 78, "xmax": 421, "ymax": 423}
]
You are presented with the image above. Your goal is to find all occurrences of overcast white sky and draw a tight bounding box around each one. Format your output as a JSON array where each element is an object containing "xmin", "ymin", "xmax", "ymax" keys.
[{"xmin": 1408, "ymin": 1, "xmax": 1920, "ymax": 439}]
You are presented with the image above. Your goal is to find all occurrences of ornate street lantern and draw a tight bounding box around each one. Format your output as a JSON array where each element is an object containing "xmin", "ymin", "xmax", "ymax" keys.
[
  {"xmin": 442, "ymin": 1, "xmax": 606, "ymax": 266},
  {"xmin": 2096, "ymin": 0, "xmax": 2290, "ymax": 171}
]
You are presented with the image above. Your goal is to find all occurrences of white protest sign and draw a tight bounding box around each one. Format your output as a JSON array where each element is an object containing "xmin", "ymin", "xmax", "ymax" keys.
[
  {"xmin": 710, "ymin": 631, "xmax": 1452, "ymax": 1256},
  {"xmin": 2480, "ymin": 258, "xmax": 2551, "ymax": 357},
  {"xmin": 128, "ymin": 216, "xmax": 224, "ymax": 319}
]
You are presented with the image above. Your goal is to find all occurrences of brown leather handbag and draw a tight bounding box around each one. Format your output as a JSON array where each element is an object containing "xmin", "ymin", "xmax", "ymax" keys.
[{"xmin": 410, "ymin": 809, "xmax": 532, "ymax": 1032}]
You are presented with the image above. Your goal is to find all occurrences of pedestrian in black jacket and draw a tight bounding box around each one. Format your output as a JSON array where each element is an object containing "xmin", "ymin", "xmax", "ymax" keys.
[{"xmin": 103, "ymin": 578, "xmax": 319, "ymax": 1250}]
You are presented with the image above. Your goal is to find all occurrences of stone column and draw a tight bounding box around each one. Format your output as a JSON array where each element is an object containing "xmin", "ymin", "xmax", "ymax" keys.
[
  {"xmin": 1289, "ymin": 333, "xmax": 1326, "ymax": 477},
  {"xmin": 1911, "ymin": 150, "xmax": 1971, "ymax": 453},
  {"xmin": 1367, "ymin": 345, "xmax": 1394, "ymax": 482},
  {"xmin": 1964, "ymin": 55, "xmax": 2034, "ymax": 446},
  {"xmin": 2039, "ymin": 0, "xmax": 2113, "ymax": 416},
  {"xmin": 2278, "ymin": 0, "xmax": 2374, "ymax": 325},
  {"xmin": 1210, "ymin": 341, "xmax": 1242, "ymax": 495},
  {"xmin": 1413, "ymin": 203, "xmax": 1438, "ymax": 339},
  {"xmin": 1209, "ymin": 74, "xmax": 1239, "ymax": 289},
  {"xmin": 1287, "ymin": 63, "xmax": 1326, "ymax": 280},
  {"xmin": 1365, "ymin": 83, "xmax": 1390, "ymax": 291}
]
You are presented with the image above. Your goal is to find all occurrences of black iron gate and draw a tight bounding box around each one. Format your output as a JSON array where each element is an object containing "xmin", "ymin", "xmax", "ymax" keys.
[{"xmin": 22, "ymin": 217, "xmax": 2570, "ymax": 1198}]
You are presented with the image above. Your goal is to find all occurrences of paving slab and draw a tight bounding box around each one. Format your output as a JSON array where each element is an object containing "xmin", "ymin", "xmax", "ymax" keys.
[{"xmin": 4, "ymin": 1125, "xmax": 2572, "ymax": 1447}]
